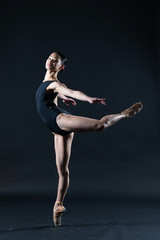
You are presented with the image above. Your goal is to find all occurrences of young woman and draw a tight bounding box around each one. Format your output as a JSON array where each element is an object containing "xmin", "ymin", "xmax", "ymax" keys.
[{"xmin": 35, "ymin": 51, "xmax": 143, "ymax": 227}]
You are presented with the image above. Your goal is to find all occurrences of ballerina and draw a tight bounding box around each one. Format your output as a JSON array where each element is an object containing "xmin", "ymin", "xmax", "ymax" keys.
[{"xmin": 35, "ymin": 51, "xmax": 143, "ymax": 226}]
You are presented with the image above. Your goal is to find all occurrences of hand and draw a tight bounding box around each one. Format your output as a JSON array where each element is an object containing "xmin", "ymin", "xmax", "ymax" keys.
[
  {"xmin": 88, "ymin": 97, "xmax": 106, "ymax": 105},
  {"xmin": 62, "ymin": 98, "xmax": 77, "ymax": 106}
]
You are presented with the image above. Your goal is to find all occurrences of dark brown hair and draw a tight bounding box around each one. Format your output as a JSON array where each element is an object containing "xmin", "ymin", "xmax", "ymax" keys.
[{"xmin": 56, "ymin": 51, "xmax": 67, "ymax": 73}]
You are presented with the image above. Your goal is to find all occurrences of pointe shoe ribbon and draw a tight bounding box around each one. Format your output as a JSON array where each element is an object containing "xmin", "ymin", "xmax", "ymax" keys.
[{"xmin": 54, "ymin": 204, "xmax": 66, "ymax": 212}]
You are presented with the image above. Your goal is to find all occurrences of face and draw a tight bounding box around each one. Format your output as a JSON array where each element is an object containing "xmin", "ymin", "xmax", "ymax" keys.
[{"xmin": 45, "ymin": 52, "xmax": 64, "ymax": 72}]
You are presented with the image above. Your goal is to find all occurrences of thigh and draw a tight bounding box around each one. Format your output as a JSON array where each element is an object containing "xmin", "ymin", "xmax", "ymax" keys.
[
  {"xmin": 56, "ymin": 113, "xmax": 99, "ymax": 133},
  {"xmin": 54, "ymin": 132, "xmax": 74, "ymax": 169}
]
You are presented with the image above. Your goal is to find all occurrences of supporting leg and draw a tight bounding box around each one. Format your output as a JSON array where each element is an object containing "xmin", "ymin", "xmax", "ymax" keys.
[{"xmin": 53, "ymin": 132, "xmax": 74, "ymax": 210}]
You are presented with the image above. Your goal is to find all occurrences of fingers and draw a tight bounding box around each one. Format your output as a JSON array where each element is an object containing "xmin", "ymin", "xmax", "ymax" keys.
[
  {"xmin": 63, "ymin": 99, "xmax": 77, "ymax": 106},
  {"xmin": 68, "ymin": 100, "xmax": 77, "ymax": 106},
  {"xmin": 101, "ymin": 101, "xmax": 106, "ymax": 105},
  {"xmin": 71, "ymin": 100, "xmax": 77, "ymax": 106},
  {"xmin": 99, "ymin": 98, "xmax": 106, "ymax": 105},
  {"xmin": 95, "ymin": 101, "xmax": 106, "ymax": 105}
]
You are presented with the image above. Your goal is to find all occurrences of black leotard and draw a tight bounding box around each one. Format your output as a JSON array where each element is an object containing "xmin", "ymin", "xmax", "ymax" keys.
[{"xmin": 35, "ymin": 80, "xmax": 73, "ymax": 136}]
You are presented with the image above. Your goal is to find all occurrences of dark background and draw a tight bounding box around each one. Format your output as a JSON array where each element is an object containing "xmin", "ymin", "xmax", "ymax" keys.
[{"xmin": 0, "ymin": 0, "xmax": 159, "ymax": 201}]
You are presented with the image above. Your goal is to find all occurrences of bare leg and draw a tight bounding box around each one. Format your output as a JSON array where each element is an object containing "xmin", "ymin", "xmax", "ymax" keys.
[
  {"xmin": 99, "ymin": 113, "xmax": 125, "ymax": 129},
  {"xmin": 53, "ymin": 132, "xmax": 74, "ymax": 210},
  {"xmin": 56, "ymin": 102, "xmax": 143, "ymax": 133}
]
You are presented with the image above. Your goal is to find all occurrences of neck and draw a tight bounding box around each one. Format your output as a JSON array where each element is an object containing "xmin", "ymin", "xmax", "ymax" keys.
[{"xmin": 44, "ymin": 70, "xmax": 59, "ymax": 81}]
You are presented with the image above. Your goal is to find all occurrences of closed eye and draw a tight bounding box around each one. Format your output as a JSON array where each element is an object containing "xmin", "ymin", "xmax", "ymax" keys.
[{"xmin": 49, "ymin": 57, "xmax": 58, "ymax": 62}]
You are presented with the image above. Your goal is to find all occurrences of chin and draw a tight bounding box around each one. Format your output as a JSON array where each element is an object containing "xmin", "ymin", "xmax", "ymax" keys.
[{"xmin": 46, "ymin": 65, "xmax": 51, "ymax": 69}]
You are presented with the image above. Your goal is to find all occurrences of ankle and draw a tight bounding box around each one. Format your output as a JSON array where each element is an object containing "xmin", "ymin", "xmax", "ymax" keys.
[
  {"xmin": 120, "ymin": 112, "xmax": 126, "ymax": 119},
  {"xmin": 56, "ymin": 200, "xmax": 63, "ymax": 203},
  {"xmin": 55, "ymin": 200, "xmax": 63, "ymax": 206}
]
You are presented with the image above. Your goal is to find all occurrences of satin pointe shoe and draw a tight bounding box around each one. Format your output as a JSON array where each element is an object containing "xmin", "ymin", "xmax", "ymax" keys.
[
  {"xmin": 53, "ymin": 201, "xmax": 66, "ymax": 227},
  {"xmin": 121, "ymin": 102, "xmax": 143, "ymax": 119}
]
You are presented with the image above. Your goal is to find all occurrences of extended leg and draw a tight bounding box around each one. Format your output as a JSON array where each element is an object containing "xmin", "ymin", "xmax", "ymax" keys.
[{"xmin": 56, "ymin": 102, "xmax": 143, "ymax": 133}]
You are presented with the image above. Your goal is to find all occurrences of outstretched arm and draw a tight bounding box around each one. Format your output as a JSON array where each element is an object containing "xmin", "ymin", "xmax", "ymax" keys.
[
  {"xmin": 55, "ymin": 83, "xmax": 91, "ymax": 101},
  {"xmin": 52, "ymin": 81, "xmax": 106, "ymax": 105}
]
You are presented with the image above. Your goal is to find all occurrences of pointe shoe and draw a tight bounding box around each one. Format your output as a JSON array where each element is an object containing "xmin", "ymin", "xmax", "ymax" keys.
[
  {"xmin": 121, "ymin": 102, "xmax": 143, "ymax": 119},
  {"xmin": 53, "ymin": 201, "xmax": 66, "ymax": 227}
]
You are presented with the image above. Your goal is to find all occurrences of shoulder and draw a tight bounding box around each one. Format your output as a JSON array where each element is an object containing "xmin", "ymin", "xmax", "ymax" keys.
[
  {"xmin": 46, "ymin": 80, "xmax": 61, "ymax": 90},
  {"xmin": 46, "ymin": 81, "xmax": 68, "ymax": 92},
  {"xmin": 50, "ymin": 81, "xmax": 67, "ymax": 88}
]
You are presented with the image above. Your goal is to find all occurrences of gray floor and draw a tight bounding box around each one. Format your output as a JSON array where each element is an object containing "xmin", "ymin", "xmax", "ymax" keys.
[{"xmin": 0, "ymin": 196, "xmax": 160, "ymax": 240}]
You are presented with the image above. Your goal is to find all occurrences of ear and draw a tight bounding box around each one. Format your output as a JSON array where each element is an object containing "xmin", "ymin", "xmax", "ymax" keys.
[{"xmin": 60, "ymin": 64, "xmax": 65, "ymax": 70}]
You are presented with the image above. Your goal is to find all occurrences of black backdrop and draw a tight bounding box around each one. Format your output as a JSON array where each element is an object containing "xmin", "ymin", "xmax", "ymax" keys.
[{"xmin": 0, "ymin": 1, "xmax": 159, "ymax": 200}]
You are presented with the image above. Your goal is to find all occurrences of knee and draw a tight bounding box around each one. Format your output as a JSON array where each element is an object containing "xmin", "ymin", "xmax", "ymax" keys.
[
  {"xmin": 58, "ymin": 167, "xmax": 69, "ymax": 177},
  {"xmin": 94, "ymin": 122, "xmax": 105, "ymax": 131},
  {"xmin": 64, "ymin": 132, "xmax": 74, "ymax": 140},
  {"xmin": 68, "ymin": 132, "xmax": 74, "ymax": 139}
]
